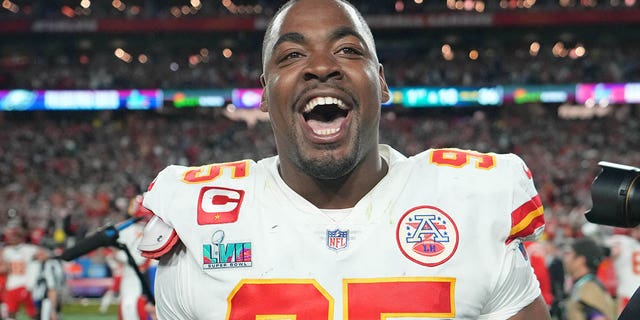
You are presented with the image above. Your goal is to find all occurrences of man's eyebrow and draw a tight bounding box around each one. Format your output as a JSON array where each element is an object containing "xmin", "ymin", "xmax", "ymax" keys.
[
  {"xmin": 329, "ymin": 26, "xmax": 366, "ymax": 45},
  {"xmin": 271, "ymin": 27, "xmax": 366, "ymax": 53},
  {"xmin": 272, "ymin": 32, "xmax": 306, "ymax": 52}
]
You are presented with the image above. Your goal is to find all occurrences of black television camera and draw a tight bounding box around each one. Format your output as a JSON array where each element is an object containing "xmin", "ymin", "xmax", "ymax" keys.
[
  {"xmin": 585, "ymin": 161, "xmax": 640, "ymax": 320},
  {"xmin": 585, "ymin": 161, "xmax": 640, "ymax": 228}
]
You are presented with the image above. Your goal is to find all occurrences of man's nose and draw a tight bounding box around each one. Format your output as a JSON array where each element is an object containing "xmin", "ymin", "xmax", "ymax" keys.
[{"xmin": 303, "ymin": 52, "xmax": 343, "ymax": 82}]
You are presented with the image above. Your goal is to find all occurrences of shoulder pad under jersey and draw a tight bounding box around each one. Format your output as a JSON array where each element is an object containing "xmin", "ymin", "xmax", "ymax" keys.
[{"xmin": 138, "ymin": 215, "xmax": 179, "ymax": 259}]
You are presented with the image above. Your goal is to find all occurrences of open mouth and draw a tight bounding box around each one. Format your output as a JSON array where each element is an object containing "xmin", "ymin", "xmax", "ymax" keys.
[{"xmin": 302, "ymin": 96, "xmax": 350, "ymax": 136}]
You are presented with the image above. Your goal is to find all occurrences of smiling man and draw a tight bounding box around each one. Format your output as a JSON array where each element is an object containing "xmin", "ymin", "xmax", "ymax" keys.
[{"xmin": 138, "ymin": 1, "xmax": 551, "ymax": 319}]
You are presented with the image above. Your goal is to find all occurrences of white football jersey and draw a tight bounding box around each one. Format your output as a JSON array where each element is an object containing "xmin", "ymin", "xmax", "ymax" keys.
[
  {"xmin": 140, "ymin": 145, "xmax": 545, "ymax": 320},
  {"xmin": 2, "ymin": 243, "xmax": 39, "ymax": 290},
  {"xmin": 606, "ymin": 234, "xmax": 640, "ymax": 299}
]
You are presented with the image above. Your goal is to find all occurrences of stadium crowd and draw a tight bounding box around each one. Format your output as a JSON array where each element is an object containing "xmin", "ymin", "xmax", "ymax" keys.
[
  {"xmin": 2, "ymin": 26, "xmax": 639, "ymax": 90},
  {"xmin": 2, "ymin": 1, "xmax": 640, "ymax": 319},
  {"xmin": 0, "ymin": 0, "xmax": 638, "ymax": 20}
]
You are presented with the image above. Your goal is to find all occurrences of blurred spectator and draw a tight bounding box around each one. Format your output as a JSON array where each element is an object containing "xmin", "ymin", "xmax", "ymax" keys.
[
  {"xmin": 544, "ymin": 239, "xmax": 567, "ymax": 320},
  {"xmin": 32, "ymin": 249, "xmax": 66, "ymax": 320},
  {"xmin": 0, "ymin": 0, "xmax": 637, "ymax": 20},
  {"xmin": 524, "ymin": 240, "xmax": 554, "ymax": 307},
  {"xmin": 1, "ymin": 27, "xmax": 639, "ymax": 90},
  {"xmin": 563, "ymin": 236, "xmax": 617, "ymax": 320}
]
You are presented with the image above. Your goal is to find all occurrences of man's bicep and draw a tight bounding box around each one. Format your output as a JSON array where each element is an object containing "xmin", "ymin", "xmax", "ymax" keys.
[{"xmin": 508, "ymin": 295, "xmax": 551, "ymax": 320}]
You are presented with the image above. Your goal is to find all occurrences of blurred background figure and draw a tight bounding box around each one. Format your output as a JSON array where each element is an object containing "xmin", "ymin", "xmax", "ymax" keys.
[
  {"xmin": 563, "ymin": 236, "xmax": 617, "ymax": 320},
  {"xmin": 544, "ymin": 239, "xmax": 567, "ymax": 320},
  {"xmin": 0, "ymin": 220, "xmax": 48, "ymax": 320},
  {"xmin": 114, "ymin": 195, "xmax": 155, "ymax": 320},
  {"xmin": 524, "ymin": 240, "xmax": 555, "ymax": 308},
  {"xmin": 605, "ymin": 226, "xmax": 640, "ymax": 314},
  {"xmin": 99, "ymin": 246, "xmax": 123, "ymax": 315},
  {"xmin": 31, "ymin": 247, "xmax": 65, "ymax": 320},
  {"xmin": 0, "ymin": 243, "xmax": 6, "ymax": 319}
]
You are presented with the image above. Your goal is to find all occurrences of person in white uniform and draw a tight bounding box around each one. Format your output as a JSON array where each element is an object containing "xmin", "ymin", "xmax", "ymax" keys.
[
  {"xmin": 117, "ymin": 195, "xmax": 156, "ymax": 320},
  {"xmin": 138, "ymin": 0, "xmax": 551, "ymax": 319},
  {"xmin": 0, "ymin": 221, "xmax": 46, "ymax": 320},
  {"xmin": 606, "ymin": 227, "xmax": 640, "ymax": 314}
]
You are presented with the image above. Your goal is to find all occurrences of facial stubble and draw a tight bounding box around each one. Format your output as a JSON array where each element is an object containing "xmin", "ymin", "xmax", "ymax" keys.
[{"xmin": 290, "ymin": 119, "xmax": 361, "ymax": 181}]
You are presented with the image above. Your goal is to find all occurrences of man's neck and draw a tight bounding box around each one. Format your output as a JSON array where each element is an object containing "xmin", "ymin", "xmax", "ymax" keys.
[
  {"xmin": 572, "ymin": 269, "xmax": 591, "ymax": 282},
  {"xmin": 279, "ymin": 153, "xmax": 388, "ymax": 209}
]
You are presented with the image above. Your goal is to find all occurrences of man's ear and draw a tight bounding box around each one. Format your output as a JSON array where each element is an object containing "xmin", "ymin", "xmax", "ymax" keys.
[
  {"xmin": 378, "ymin": 64, "xmax": 390, "ymax": 103},
  {"xmin": 259, "ymin": 74, "xmax": 268, "ymax": 112}
]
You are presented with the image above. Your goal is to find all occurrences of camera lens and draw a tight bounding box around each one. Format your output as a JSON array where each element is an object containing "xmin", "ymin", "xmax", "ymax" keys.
[{"xmin": 585, "ymin": 161, "xmax": 640, "ymax": 228}]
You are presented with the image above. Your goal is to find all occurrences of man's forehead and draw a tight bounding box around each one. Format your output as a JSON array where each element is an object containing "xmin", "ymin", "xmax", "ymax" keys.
[{"xmin": 267, "ymin": 0, "xmax": 365, "ymax": 47}]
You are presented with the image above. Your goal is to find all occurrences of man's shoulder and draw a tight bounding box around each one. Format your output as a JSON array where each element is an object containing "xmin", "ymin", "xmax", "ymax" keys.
[
  {"xmin": 3, "ymin": 243, "xmax": 37, "ymax": 256},
  {"xmin": 407, "ymin": 147, "xmax": 526, "ymax": 177},
  {"xmin": 160, "ymin": 159, "xmax": 262, "ymax": 180},
  {"xmin": 139, "ymin": 157, "xmax": 274, "ymax": 260},
  {"xmin": 150, "ymin": 157, "xmax": 274, "ymax": 190},
  {"xmin": 142, "ymin": 158, "xmax": 271, "ymax": 225}
]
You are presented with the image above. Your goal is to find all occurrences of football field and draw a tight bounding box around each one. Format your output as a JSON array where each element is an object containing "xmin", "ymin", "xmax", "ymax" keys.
[{"xmin": 15, "ymin": 300, "xmax": 118, "ymax": 320}]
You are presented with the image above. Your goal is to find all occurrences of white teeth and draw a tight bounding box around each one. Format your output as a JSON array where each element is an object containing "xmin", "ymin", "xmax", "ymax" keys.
[
  {"xmin": 303, "ymin": 96, "xmax": 346, "ymax": 113},
  {"xmin": 313, "ymin": 128, "xmax": 340, "ymax": 136}
]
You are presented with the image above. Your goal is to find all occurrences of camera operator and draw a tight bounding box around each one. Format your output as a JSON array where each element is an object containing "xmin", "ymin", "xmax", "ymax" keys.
[{"xmin": 563, "ymin": 236, "xmax": 617, "ymax": 320}]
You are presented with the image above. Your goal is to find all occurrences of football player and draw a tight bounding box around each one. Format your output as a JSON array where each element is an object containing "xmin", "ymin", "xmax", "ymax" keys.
[
  {"xmin": 138, "ymin": 0, "xmax": 550, "ymax": 319},
  {"xmin": 606, "ymin": 227, "xmax": 640, "ymax": 314},
  {"xmin": 1, "ymin": 221, "xmax": 47, "ymax": 320}
]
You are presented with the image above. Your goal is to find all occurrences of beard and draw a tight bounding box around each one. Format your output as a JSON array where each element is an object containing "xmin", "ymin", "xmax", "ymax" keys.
[
  {"xmin": 297, "ymin": 144, "xmax": 359, "ymax": 180},
  {"xmin": 281, "ymin": 108, "xmax": 370, "ymax": 181}
]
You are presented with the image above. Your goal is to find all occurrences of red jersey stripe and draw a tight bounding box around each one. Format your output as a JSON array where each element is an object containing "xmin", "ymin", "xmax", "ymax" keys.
[{"xmin": 507, "ymin": 195, "xmax": 544, "ymax": 243}]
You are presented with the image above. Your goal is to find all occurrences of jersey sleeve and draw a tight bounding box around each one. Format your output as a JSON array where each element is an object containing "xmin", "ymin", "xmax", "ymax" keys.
[
  {"xmin": 478, "ymin": 241, "xmax": 542, "ymax": 319},
  {"xmin": 477, "ymin": 154, "xmax": 546, "ymax": 317},
  {"xmin": 505, "ymin": 154, "xmax": 545, "ymax": 244}
]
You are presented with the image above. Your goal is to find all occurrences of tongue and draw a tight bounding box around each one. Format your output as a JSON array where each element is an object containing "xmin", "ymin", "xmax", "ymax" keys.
[{"xmin": 307, "ymin": 115, "xmax": 346, "ymax": 132}]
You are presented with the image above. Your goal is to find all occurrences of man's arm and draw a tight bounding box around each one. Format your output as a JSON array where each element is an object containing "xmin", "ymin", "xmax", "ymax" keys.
[
  {"xmin": 509, "ymin": 295, "xmax": 551, "ymax": 320},
  {"xmin": 47, "ymin": 288, "xmax": 59, "ymax": 320}
]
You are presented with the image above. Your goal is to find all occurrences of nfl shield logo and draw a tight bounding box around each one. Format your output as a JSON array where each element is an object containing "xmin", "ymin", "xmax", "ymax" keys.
[{"xmin": 327, "ymin": 229, "xmax": 349, "ymax": 251}]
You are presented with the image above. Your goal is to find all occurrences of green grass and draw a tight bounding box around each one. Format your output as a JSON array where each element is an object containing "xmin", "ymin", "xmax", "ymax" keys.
[{"xmin": 15, "ymin": 299, "xmax": 118, "ymax": 320}]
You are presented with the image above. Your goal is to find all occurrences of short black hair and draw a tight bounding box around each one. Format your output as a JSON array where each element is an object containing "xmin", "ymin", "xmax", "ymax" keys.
[{"xmin": 571, "ymin": 237, "xmax": 605, "ymax": 272}]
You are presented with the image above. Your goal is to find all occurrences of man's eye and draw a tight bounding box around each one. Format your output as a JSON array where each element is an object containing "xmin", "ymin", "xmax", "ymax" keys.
[
  {"xmin": 280, "ymin": 52, "xmax": 303, "ymax": 61},
  {"xmin": 337, "ymin": 47, "xmax": 362, "ymax": 55}
]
